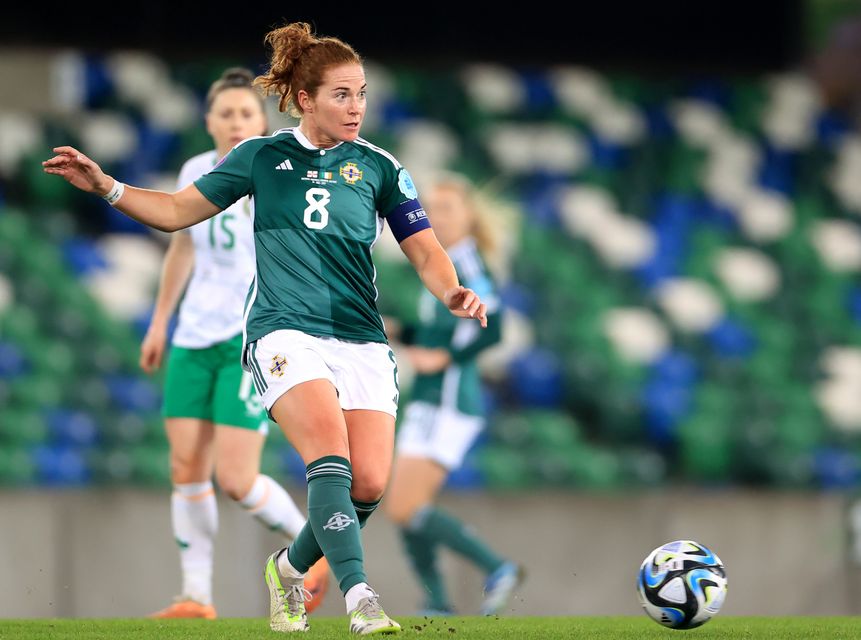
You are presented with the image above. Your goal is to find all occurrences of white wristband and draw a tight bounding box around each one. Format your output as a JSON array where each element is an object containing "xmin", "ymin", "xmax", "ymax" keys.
[{"xmin": 102, "ymin": 180, "xmax": 125, "ymax": 206}]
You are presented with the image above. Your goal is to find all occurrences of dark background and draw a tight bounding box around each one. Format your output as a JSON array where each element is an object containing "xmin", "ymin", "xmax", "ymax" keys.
[{"xmin": 2, "ymin": 1, "xmax": 803, "ymax": 70}]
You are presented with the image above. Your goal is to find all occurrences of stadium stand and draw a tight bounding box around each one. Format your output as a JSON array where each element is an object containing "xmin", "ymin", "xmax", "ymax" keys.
[{"xmin": 2, "ymin": 52, "xmax": 860, "ymax": 490}]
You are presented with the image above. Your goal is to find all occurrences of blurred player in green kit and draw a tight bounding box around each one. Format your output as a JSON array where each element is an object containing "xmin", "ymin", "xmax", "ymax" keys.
[{"xmin": 385, "ymin": 174, "xmax": 524, "ymax": 616}]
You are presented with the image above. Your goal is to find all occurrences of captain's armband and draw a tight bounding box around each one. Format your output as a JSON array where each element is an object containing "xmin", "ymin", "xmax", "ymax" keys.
[{"xmin": 386, "ymin": 199, "xmax": 431, "ymax": 243}]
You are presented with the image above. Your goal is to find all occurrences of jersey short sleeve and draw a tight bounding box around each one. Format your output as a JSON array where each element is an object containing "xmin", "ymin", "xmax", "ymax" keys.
[
  {"xmin": 193, "ymin": 141, "xmax": 256, "ymax": 210},
  {"xmin": 375, "ymin": 161, "xmax": 430, "ymax": 242},
  {"xmin": 377, "ymin": 162, "xmax": 418, "ymax": 215}
]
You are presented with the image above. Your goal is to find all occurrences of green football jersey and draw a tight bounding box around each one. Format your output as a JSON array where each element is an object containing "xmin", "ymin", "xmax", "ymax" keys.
[
  {"xmin": 408, "ymin": 238, "xmax": 502, "ymax": 416},
  {"xmin": 194, "ymin": 127, "xmax": 422, "ymax": 347}
]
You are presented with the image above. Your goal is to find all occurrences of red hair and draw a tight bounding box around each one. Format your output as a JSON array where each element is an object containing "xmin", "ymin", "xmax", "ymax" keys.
[{"xmin": 255, "ymin": 22, "xmax": 362, "ymax": 117}]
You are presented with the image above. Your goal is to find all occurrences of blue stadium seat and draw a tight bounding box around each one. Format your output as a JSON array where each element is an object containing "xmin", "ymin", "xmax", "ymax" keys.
[
  {"xmin": 61, "ymin": 237, "xmax": 108, "ymax": 275},
  {"xmin": 105, "ymin": 375, "xmax": 162, "ymax": 412},
  {"xmin": 706, "ymin": 317, "xmax": 758, "ymax": 359},
  {"xmin": 650, "ymin": 350, "xmax": 700, "ymax": 386},
  {"xmin": 507, "ymin": 348, "xmax": 564, "ymax": 407},
  {"xmin": 32, "ymin": 444, "xmax": 91, "ymax": 486},
  {"xmin": 642, "ymin": 378, "xmax": 695, "ymax": 445},
  {"xmin": 0, "ymin": 341, "xmax": 28, "ymax": 378},
  {"xmin": 44, "ymin": 408, "xmax": 99, "ymax": 447},
  {"xmin": 813, "ymin": 447, "xmax": 860, "ymax": 489},
  {"xmin": 445, "ymin": 452, "xmax": 485, "ymax": 489}
]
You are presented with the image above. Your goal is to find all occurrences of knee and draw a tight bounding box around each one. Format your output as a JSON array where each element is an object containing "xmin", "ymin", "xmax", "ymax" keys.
[
  {"xmin": 169, "ymin": 450, "xmax": 209, "ymax": 485},
  {"xmin": 350, "ymin": 474, "xmax": 387, "ymax": 505},
  {"xmin": 215, "ymin": 466, "xmax": 256, "ymax": 501},
  {"xmin": 384, "ymin": 497, "xmax": 417, "ymax": 527}
]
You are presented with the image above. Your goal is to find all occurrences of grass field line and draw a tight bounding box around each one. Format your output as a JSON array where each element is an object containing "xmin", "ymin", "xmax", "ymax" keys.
[{"xmin": 1, "ymin": 616, "xmax": 860, "ymax": 639}]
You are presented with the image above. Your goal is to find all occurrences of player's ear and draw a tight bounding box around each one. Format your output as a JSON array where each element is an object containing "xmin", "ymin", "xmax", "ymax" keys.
[{"xmin": 297, "ymin": 89, "xmax": 313, "ymax": 114}]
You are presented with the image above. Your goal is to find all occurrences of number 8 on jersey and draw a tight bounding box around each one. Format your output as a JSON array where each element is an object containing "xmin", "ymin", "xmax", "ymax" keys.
[{"xmin": 304, "ymin": 187, "xmax": 330, "ymax": 230}]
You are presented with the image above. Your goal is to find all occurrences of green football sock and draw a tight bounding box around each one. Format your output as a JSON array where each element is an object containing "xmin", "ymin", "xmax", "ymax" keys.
[
  {"xmin": 286, "ymin": 456, "xmax": 366, "ymax": 594},
  {"xmin": 351, "ymin": 497, "xmax": 380, "ymax": 528},
  {"xmin": 400, "ymin": 527, "xmax": 450, "ymax": 611},
  {"xmin": 414, "ymin": 505, "xmax": 505, "ymax": 575}
]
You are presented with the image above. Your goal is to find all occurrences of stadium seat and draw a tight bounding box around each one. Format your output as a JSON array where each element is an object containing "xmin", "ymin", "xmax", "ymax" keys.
[{"xmin": 4, "ymin": 57, "xmax": 861, "ymax": 489}]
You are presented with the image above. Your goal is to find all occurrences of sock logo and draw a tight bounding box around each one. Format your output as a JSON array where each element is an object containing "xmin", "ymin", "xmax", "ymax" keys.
[{"xmin": 322, "ymin": 511, "xmax": 355, "ymax": 532}]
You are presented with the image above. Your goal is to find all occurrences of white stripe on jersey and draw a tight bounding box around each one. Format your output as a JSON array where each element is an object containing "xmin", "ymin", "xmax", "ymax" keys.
[
  {"xmin": 440, "ymin": 365, "xmax": 462, "ymax": 411},
  {"xmin": 240, "ymin": 174, "xmax": 258, "ymax": 372},
  {"xmin": 448, "ymin": 238, "xmax": 482, "ymax": 283},
  {"xmin": 232, "ymin": 134, "xmax": 273, "ymax": 152},
  {"xmin": 354, "ymin": 137, "xmax": 402, "ymax": 169},
  {"xmin": 368, "ymin": 213, "xmax": 385, "ymax": 303},
  {"xmin": 240, "ymin": 267, "xmax": 259, "ymax": 372},
  {"xmin": 451, "ymin": 318, "xmax": 480, "ymax": 349}
]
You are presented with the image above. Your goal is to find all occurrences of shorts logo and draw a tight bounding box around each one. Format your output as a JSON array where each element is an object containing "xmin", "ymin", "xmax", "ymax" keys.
[
  {"xmin": 322, "ymin": 511, "xmax": 355, "ymax": 532},
  {"xmin": 339, "ymin": 162, "xmax": 363, "ymax": 185},
  {"xmin": 270, "ymin": 354, "xmax": 288, "ymax": 377}
]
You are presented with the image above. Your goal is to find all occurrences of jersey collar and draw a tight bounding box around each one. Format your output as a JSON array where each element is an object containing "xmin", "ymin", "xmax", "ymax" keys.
[{"xmin": 291, "ymin": 126, "xmax": 345, "ymax": 152}]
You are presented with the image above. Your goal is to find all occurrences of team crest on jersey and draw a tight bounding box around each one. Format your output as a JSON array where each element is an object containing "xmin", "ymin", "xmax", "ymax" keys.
[
  {"xmin": 339, "ymin": 162, "xmax": 363, "ymax": 185},
  {"xmin": 270, "ymin": 354, "xmax": 288, "ymax": 377}
]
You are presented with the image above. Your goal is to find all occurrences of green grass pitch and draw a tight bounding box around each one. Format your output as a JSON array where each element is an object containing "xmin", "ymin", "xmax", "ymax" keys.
[{"xmin": 1, "ymin": 617, "xmax": 858, "ymax": 639}]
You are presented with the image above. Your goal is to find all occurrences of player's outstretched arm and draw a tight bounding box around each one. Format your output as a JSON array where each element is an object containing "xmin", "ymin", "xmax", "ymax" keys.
[
  {"xmin": 43, "ymin": 146, "xmax": 220, "ymax": 232},
  {"xmin": 399, "ymin": 228, "xmax": 488, "ymax": 328}
]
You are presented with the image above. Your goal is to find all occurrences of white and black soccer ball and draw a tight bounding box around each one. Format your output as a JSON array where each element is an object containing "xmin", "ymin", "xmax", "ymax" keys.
[{"xmin": 636, "ymin": 540, "xmax": 727, "ymax": 629}]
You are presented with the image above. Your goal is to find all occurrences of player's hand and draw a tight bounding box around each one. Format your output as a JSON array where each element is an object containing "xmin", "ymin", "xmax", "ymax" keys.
[
  {"xmin": 443, "ymin": 285, "xmax": 487, "ymax": 328},
  {"xmin": 42, "ymin": 146, "xmax": 113, "ymax": 195},
  {"xmin": 140, "ymin": 326, "xmax": 168, "ymax": 374},
  {"xmin": 406, "ymin": 347, "xmax": 451, "ymax": 374}
]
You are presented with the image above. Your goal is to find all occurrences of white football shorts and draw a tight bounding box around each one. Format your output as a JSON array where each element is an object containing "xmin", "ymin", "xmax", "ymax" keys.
[
  {"xmin": 396, "ymin": 400, "xmax": 484, "ymax": 470},
  {"xmin": 244, "ymin": 329, "xmax": 399, "ymax": 418}
]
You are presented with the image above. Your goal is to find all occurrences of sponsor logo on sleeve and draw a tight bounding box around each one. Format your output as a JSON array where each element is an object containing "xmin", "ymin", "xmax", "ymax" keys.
[{"xmin": 406, "ymin": 208, "xmax": 427, "ymax": 224}]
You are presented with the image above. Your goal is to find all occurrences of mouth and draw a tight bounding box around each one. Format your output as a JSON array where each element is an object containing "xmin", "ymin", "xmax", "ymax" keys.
[{"xmin": 344, "ymin": 123, "xmax": 360, "ymax": 130}]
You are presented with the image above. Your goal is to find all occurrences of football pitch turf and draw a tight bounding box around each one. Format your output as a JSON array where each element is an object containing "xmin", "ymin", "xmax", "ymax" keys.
[{"xmin": 1, "ymin": 617, "xmax": 858, "ymax": 639}]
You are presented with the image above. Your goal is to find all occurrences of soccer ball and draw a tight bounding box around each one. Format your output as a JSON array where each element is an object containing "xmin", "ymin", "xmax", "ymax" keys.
[{"xmin": 636, "ymin": 540, "xmax": 727, "ymax": 629}]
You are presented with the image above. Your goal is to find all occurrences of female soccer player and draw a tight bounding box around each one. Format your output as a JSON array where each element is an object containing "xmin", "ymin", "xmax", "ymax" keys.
[
  {"xmin": 139, "ymin": 67, "xmax": 328, "ymax": 619},
  {"xmin": 44, "ymin": 22, "xmax": 488, "ymax": 635},
  {"xmin": 385, "ymin": 174, "xmax": 522, "ymax": 616}
]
